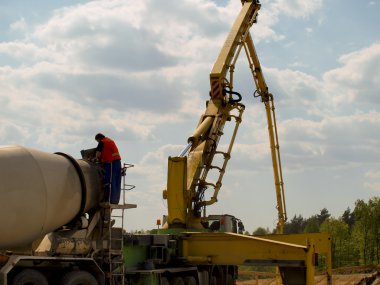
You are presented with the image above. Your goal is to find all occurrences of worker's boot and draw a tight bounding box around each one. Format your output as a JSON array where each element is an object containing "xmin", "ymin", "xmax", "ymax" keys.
[{"xmin": 104, "ymin": 208, "xmax": 111, "ymax": 222}]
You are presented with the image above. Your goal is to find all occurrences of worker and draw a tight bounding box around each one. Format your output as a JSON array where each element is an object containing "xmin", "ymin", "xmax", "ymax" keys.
[{"xmin": 95, "ymin": 133, "xmax": 122, "ymax": 204}]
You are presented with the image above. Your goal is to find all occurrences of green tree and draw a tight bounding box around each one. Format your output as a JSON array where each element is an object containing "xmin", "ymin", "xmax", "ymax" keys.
[
  {"xmin": 317, "ymin": 208, "xmax": 331, "ymax": 225},
  {"xmin": 368, "ymin": 197, "xmax": 380, "ymax": 264},
  {"xmin": 304, "ymin": 215, "xmax": 320, "ymax": 233},
  {"xmin": 284, "ymin": 214, "xmax": 305, "ymax": 234},
  {"xmin": 341, "ymin": 207, "xmax": 355, "ymax": 231},
  {"xmin": 252, "ymin": 227, "xmax": 270, "ymax": 236},
  {"xmin": 354, "ymin": 199, "xmax": 372, "ymax": 265},
  {"xmin": 320, "ymin": 218, "xmax": 359, "ymax": 267}
]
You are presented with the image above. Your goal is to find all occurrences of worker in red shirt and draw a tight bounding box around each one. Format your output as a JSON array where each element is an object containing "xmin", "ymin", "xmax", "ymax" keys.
[{"xmin": 95, "ymin": 133, "xmax": 122, "ymax": 204}]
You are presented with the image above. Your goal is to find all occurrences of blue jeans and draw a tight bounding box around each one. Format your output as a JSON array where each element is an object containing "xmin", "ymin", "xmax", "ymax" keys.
[{"xmin": 104, "ymin": 160, "xmax": 122, "ymax": 204}]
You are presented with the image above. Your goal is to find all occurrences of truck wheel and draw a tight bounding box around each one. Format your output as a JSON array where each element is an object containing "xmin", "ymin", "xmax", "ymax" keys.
[
  {"xmin": 170, "ymin": 277, "xmax": 185, "ymax": 285},
  {"xmin": 226, "ymin": 274, "xmax": 234, "ymax": 285},
  {"xmin": 12, "ymin": 269, "xmax": 48, "ymax": 285},
  {"xmin": 161, "ymin": 277, "xmax": 170, "ymax": 285},
  {"xmin": 198, "ymin": 271, "xmax": 209, "ymax": 285},
  {"xmin": 210, "ymin": 276, "xmax": 217, "ymax": 285},
  {"xmin": 60, "ymin": 270, "xmax": 98, "ymax": 285},
  {"xmin": 184, "ymin": 276, "xmax": 197, "ymax": 285}
]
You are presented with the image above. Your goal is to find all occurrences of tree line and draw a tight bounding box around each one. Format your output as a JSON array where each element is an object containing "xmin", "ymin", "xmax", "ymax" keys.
[{"xmin": 252, "ymin": 197, "xmax": 380, "ymax": 268}]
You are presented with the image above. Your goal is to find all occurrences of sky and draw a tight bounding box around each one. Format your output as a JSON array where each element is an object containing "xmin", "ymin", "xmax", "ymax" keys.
[{"xmin": 0, "ymin": 0, "xmax": 379, "ymax": 232}]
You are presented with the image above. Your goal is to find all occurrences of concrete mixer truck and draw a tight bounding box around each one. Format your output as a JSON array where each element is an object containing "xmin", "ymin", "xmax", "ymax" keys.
[
  {"xmin": 0, "ymin": 1, "xmax": 332, "ymax": 285},
  {"xmin": 0, "ymin": 145, "xmax": 131, "ymax": 284}
]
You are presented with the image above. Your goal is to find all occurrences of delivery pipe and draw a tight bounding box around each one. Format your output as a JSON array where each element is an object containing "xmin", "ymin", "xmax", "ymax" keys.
[
  {"xmin": 0, "ymin": 145, "xmax": 102, "ymax": 249},
  {"xmin": 188, "ymin": 116, "xmax": 214, "ymax": 144},
  {"xmin": 179, "ymin": 142, "xmax": 192, "ymax": 157}
]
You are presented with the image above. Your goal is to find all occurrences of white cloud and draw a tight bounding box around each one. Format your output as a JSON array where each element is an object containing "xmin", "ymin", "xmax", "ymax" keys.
[
  {"xmin": 0, "ymin": 42, "xmax": 55, "ymax": 63},
  {"xmin": 271, "ymin": 0, "xmax": 323, "ymax": 18},
  {"xmin": 0, "ymin": 0, "xmax": 379, "ymax": 231},
  {"xmin": 365, "ymin": 169, "xmax": 380, "ymax": 179},
  {"xmin": 364, "ymin": 182, "xmax": 380, "ymax": 191},
  {"xmin": 34, "ymin": 1, "xmax": 146, "ymax": 41},
  {"xmin": 10, "ymin": 18, "xmax": 27, "ymax": 32},
  {"xmin": 269, "ymin": 68, "xmax": 321, "ymax": 103},
  {"xmin": 364, "ymin": 168, "xmax": 380, "ymax": 192},
  {"xmin": 324, "ymin": 43, "xmax": 380, "ymax": 107},
  {"xmin": 281, "ymin": 112, "xmax": 380, "ymax": 169},
  {"xmin": 251, "ymin": 0, "xmax": 323, "ymax": 42},
  {"xmin": 224, "ymin": 43, "xmax": 380, "ymax": 175},
  {"xmin": 0, "ymin": 0, "xmax": 218, "ymax": 151}
]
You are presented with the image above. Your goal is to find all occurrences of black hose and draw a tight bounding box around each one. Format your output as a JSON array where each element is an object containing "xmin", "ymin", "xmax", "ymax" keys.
[{"xmin": 223, "ymin": 89, "xmax": 242, "ymax": 103}]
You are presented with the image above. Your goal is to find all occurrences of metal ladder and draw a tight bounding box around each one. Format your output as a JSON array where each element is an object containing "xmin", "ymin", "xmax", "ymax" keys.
[
  {"xmin": 106, "ymin": 163, "xmax": 136, "ymax": 285},
  {"xmin": 195, "ymin": 104, "xmax": 245, "ymax": 210}
]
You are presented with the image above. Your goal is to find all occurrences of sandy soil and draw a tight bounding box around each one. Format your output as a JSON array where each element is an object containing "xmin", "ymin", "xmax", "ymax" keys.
[{"xmin": 237, "ymin": 273, "xmax": 378, "ymax": 285}]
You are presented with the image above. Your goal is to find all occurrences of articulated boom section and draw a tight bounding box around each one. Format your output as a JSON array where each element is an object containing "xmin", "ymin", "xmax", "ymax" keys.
[
  {"xmin": 163, "ymin": 0, "xmax": 262, "ymax": 229},
  {"xmin": 164, "ymin": 98, "xmax": 245, "ymax": 228},
  {"xmin": 210, "ymin": 0, "xmax": 260, "ymax": 100},
  {"xmin": 164, "ymin": 0, "xmax": 286, "ymax": 231},
  {"xmin": 188, "ymin": 100, "xmax": 245, "ymax": 215},
  {"xmin": 210, "ymin": 0, "xmax": 287, "ymax": 233},
  {"xmin": 244, "ymin": 31, "xmax": 287, "ymax": 234}
]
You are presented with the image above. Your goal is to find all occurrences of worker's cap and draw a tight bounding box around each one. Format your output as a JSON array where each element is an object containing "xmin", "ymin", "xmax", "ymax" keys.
[{"xmin": 95, "ymin": 133, "xmax": 105, "ymax": 140}]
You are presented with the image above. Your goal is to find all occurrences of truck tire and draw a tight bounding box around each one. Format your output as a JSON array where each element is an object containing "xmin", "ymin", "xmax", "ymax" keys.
[
  {"xmin": 198, "ymin": 271, "xmax": 209, "ymax": 285},
  {"xmin": 184, "ymin": 276, "xmax": 197, "ymax": 285},
  {"xmin": 170, "ymin": 277, "xmax": 185, "ymax": 285},
  {"xmin": 12, "ymin": 269, "xmax": 48, "ymax": 285},
  {"xmin": 226, "ymin": 274, "xmax": 234, "ymax": 285},
  {"xmin": 210, "ymin": 276, "xmax": 217, "ymax": 285},
  {"xmin": 161, "ymin": 277, "xmax": 170, "ymax": 285},
  {"xmin": 60, "ymin": 270, "xmax": 98, "ymax": 285}
]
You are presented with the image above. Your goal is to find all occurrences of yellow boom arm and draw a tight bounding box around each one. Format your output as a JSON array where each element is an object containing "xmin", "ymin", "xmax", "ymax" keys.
[
  {"xmin": 209, "ymin": 0, "xmax": 287, "ymax": 232},
  {"xmin": 164, "ymin": 0, "xmax": 286, "ymax": 232}
]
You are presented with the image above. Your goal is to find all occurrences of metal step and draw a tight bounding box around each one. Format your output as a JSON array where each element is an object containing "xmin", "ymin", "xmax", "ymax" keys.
[
  {"xmin": 100, "ymin": 202, "xmax": 137, "ymax": 209},
  {"xmin": 108, "ymin": 249, "xmax": 123, "ymax": 255}
]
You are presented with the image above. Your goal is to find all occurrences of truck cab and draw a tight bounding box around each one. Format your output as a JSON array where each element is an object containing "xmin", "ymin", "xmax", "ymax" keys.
[{"xmin": 207, "ymin": 215, "xmax": 245, "ymax": 234}]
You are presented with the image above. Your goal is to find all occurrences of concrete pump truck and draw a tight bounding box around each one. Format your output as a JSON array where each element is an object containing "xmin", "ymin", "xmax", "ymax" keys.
[{"xmin": 0, "ymin": 1, "xmax": 332, "ymax": 285}]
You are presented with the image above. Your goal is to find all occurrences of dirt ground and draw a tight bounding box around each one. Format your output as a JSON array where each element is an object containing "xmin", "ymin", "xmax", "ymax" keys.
[{"xmin": 237, "ymin": 272, "xmax": 380, "ymax": 285}]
